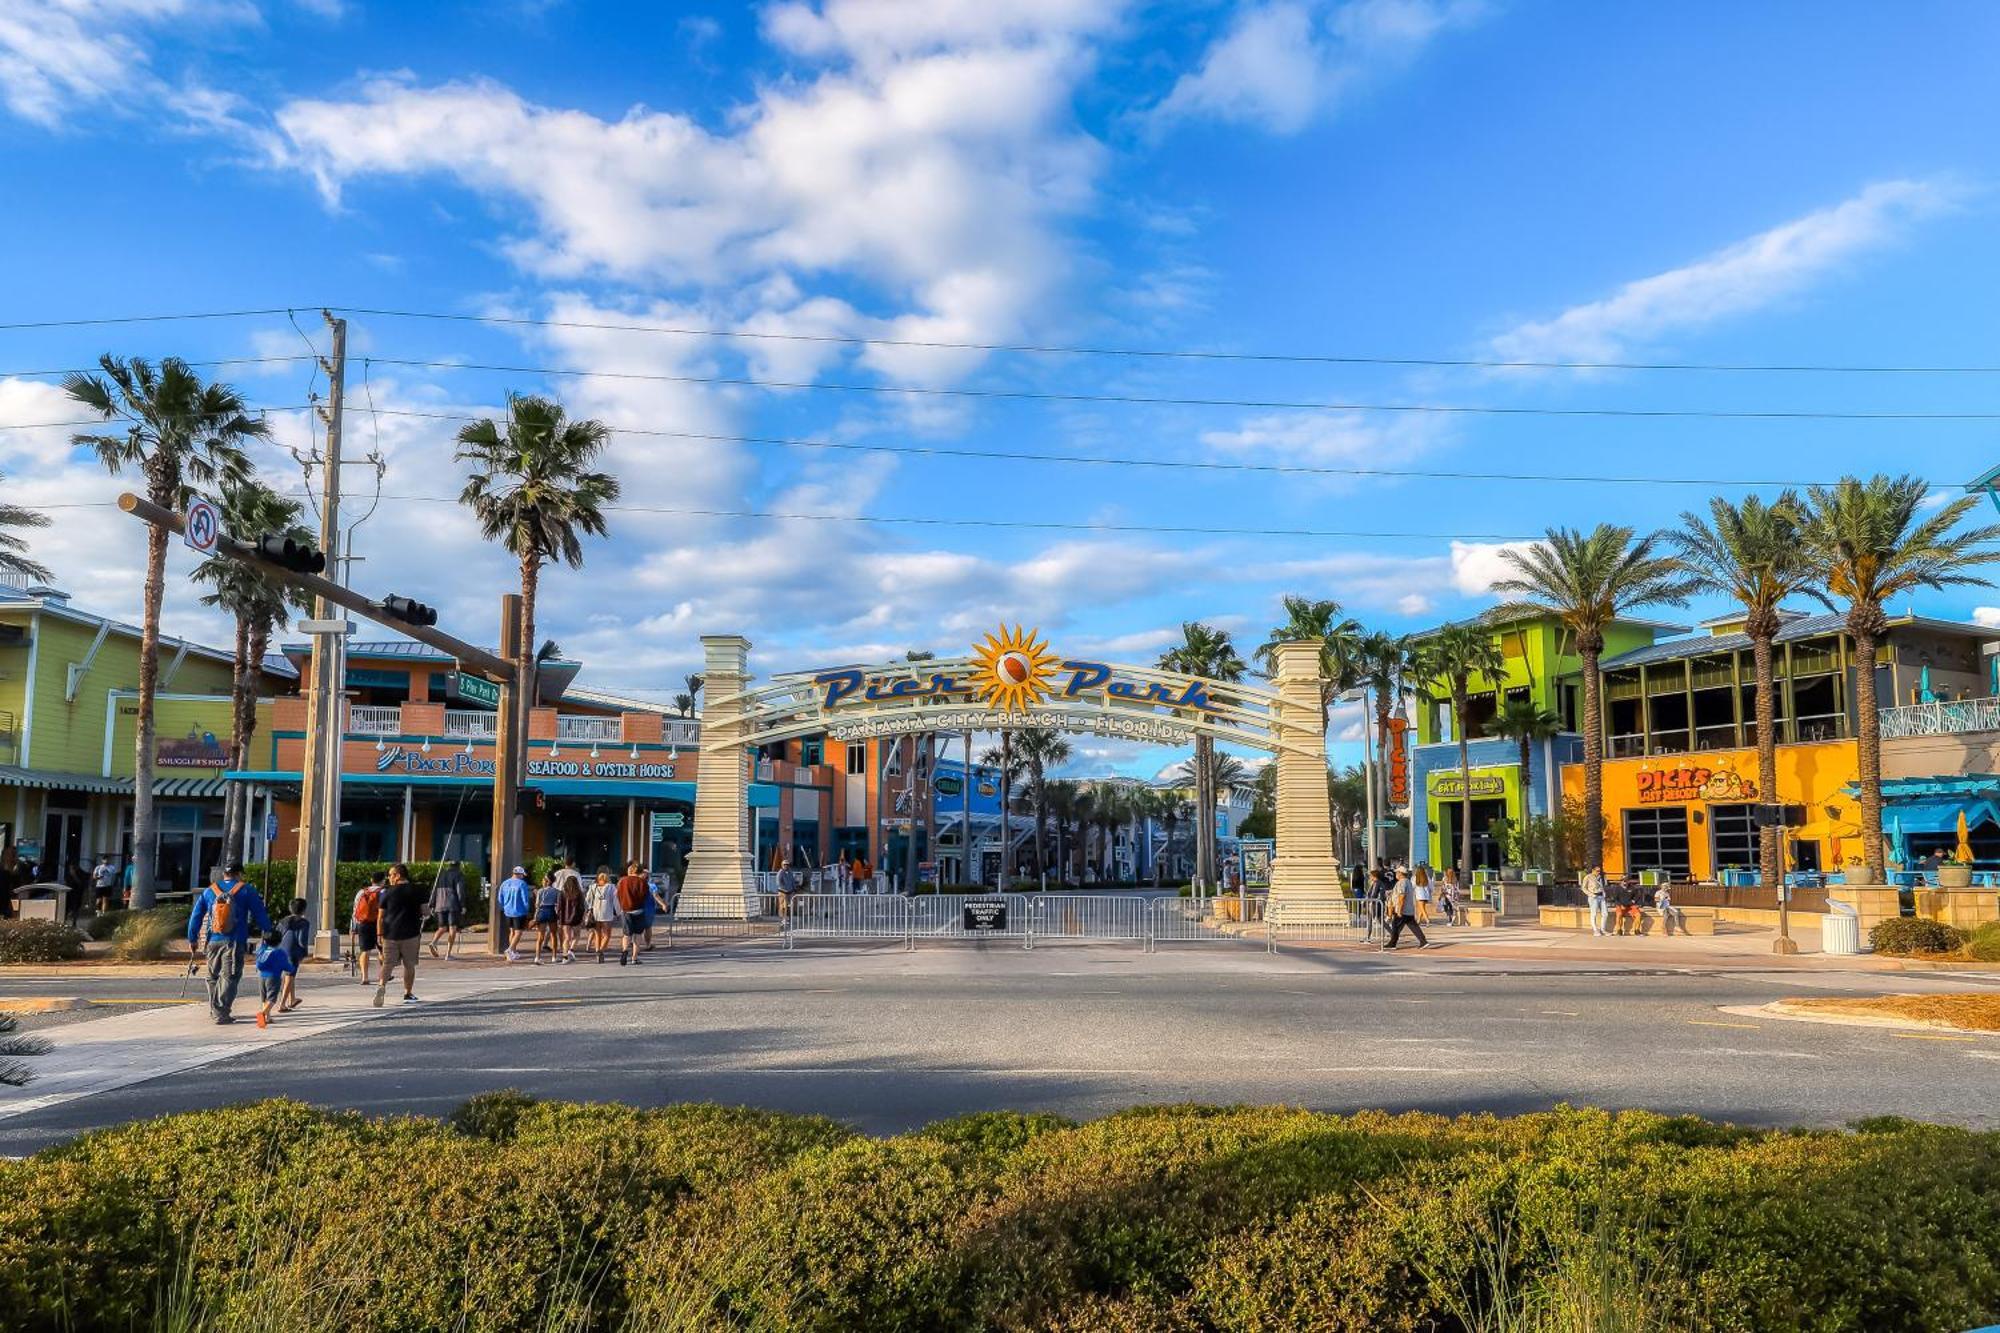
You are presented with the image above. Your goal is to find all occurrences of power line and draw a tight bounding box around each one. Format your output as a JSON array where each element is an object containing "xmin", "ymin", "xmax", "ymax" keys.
[
  {"xmin": 360, "ymin": 355, "xmax": 2000, "ymax": 422},
  {"xmin": 353, "ymin": 404, "xmax": 1875, "ymax": 487},
  {"xmin": 0, "ymin": 407, "xmax": 318, "ymax": 433},
  {"xmin": 0, "ymin": 308, "xmax": 303, "ymax": 331},
  {"xmin": 329, "ymin": 305, "xmax": 2000, "ymax": 376},
  {"xmin": 0, "ymin": 355, "xmax": 315, "ymax": 379}
]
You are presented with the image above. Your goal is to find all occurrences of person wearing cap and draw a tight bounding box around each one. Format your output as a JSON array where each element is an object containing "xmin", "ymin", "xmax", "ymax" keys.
[
  {"xmin": 185, "ymin": 861, "xmax": 273, "ymax": 1025},
  {"xmin": 498, "ymin": 864, "xmax": 534, "ymax": 962}
]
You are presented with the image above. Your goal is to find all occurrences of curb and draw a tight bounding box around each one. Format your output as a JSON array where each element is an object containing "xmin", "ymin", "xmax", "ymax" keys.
[{"xmin": 0, "ymin": 997, "xmax": 91, "ymax": 1014}]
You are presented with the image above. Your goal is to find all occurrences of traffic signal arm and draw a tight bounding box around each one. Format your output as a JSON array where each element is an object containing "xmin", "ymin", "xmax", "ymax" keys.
[{"xmin": 118, "ymin": 491, "xmax": 513, "ymax": 684}]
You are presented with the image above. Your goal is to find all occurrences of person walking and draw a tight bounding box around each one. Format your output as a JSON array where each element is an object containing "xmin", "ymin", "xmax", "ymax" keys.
[
  {"xmin": 253, "ymin": 929, "xmax": 295, "ymax": 1029},
  {"xmin": 278, "ymin": 896, "xmax": 312, "ymax": 1012},
  {"xmin": 373, "ymin": 863, "xmax": 426, "ymax": 1007},
  {"xmin": 1381, "ymin": 864, "xmax": 1432, "ymax": 951},
  {"xmin": 498, "ymin": 865, "xmax": 533, "ymax": 962},
  {"xmin": 185, "ymin": 862, "xmax": 273, "ymax": 1025},
  {"xmin": 555, "ymin": 868, "xmax": 586, "ymax": 962},
  {"xmin": 1583, "ymin": 866, "xmax": 1610, "ymax": 937},
  {"xmin": 1413, "ymin": 865, "xmax": 1434, "ymax": 925},
  {"xmin": 642, "ymin": 870, "xmax": 669, "ymax": 951},
  {"xmin": 616, "ymin": 861, "xmax": 650, "ymax": 965},
  {"xmin": 90, "ymin": 855, "xmax": 118, "ymax": 915},
  {"xmin": 350, "ymin": 872, "xmax": 385, "ymax": 984},
  {"xmin": 586, "ymin": 866, "xmax": 618, "ymax": 962},
  {"xmin": 427, "ymin": 860, "xmax": 467, "ymax": 960}
]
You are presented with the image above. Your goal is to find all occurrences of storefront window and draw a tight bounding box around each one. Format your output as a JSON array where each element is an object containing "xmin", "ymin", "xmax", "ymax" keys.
[
  {"xmin": 846, "ymin": 744, "xmax": 866, "ymax": 775},
  {"xmin": 800, "ymin": 738, "xmax": 824, "ymax": 767},
  {"xmin": 151, "ymin": 803, "xmax": 226, "ymax": 893},
  {"xmin": 1623, "ymin": 807, "xmax": 1690, "ymax": 879},
  {"xmin": 1709, "ymin": 803, "xmax": 1757, "ymax": 872},
  {"xmin": 792, "ymin": 818, "xmax": 821, "ymax": 864}
]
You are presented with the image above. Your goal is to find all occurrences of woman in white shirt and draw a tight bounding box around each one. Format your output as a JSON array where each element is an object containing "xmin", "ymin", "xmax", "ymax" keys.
[{"xmin": 586, "ymin": 867, "xmax": 619, "ymax": 962}]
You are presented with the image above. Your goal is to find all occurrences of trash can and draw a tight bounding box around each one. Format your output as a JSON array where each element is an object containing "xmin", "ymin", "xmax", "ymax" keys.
[{"xmin": 1822, "ymin": 899, "xmax": 1860, "ymax": 955}]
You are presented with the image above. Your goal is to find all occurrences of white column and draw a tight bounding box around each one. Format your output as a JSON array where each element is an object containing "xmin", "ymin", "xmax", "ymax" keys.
[
  {"xmin": 681, "ymin": 635, "xmax": 757, "ymax": 916},
  {"xmin": 1269, "ymin": 640, "xmax": 1343, "ymax": 904},
  {"xmin": 400, "ymin": 783, "xmax": 414, "ymax": 861}
]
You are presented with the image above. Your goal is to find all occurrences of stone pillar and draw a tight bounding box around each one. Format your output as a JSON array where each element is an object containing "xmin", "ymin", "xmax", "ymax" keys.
[
  {"xmin": 681, "ymin": 635, "xmax": 757, "ymax": 917},
  {"xmin": 1268, "ymin": 640, "xmax": 1344, "ymax": 905}
]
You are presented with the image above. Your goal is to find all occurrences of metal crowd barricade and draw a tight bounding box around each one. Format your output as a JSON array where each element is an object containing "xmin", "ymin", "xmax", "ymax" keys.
[
  {"xmin": 665, "ymin": 891, "xmax": 784, "ymax": 946},
  {"xmin": 1146, "ymin": 895, "xmax": 1243, "ymax": 950},
  {"xmin": 910, "ymin": 893, "xmax": 1035, "ymax": 948},
  {"xmin": 1031, "ymin": 894, "xmax": 1150, "ymax": 946},
  {"xmin": 1267, "ymin": 896, "xmax": 1381, "ymax": 951},
  {"xmin": 783, "ymin": 893, "xmax": 914, "ymax": 949}
]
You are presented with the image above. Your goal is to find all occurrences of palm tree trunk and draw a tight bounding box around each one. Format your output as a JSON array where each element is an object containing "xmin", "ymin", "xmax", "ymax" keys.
[
  {"xmin": 1517, "ymin": 734, "xmax": 1533, "ymax": 796},
  {"xmin": 221, "ymin": 616, "xmax": 250, "ymax": 859},
  {"xmin": 130, "ymin": 515, "xmax": 168, "ymax": 908},
  {"xmin": 1581, "ymin": 645, "xmax": 1605, "ymax": 873},
  {"xmin": 1031, "ymin": 766, "xmax": 1046, "ymax": 881},
  {"xmin": 1195, "ymin": 735, "xmax": 1215, "ymax": 891},
  {"xmin": 1751, "ymin": 630, "xmax": 1781, "ymax": 888},
  {"xmin": 999, "ymin": 731, "xmax": 1013, "ymax": 884},
  {"xmin": 1851, "ymin": 624, "xmax": 1885, "ymax": 879},
  {"xmin": 1457, "ymin": 692, "xmax": 1473, "ymax": 880}
]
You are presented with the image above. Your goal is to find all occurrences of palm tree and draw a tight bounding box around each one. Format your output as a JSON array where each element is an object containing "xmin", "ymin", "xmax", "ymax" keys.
[
  {"xmin": 455, "ymin": 395, "xmax": 620, "ymax": 746},
  {"xmin": 684, "ymin": 673, "xmax": 705, "ymax": 710},
  {"xmin": 195, "ymin": 479, "xmax": 311, "ymax": 859},
  {"xmin": 671, "ymin": 692, "xmax": 694, "ymax": 717},
  {"xmin": 1358, "ymin": 630, "xmax": 1413, "ymax": 826},
  {"xmin": 1087, "ymin": 783, "xmax": 1131, "ymax": 881},
  {"xmin": 66, "ymin": 356, "xmax": 263, "ymax": 907},
  {"xmin": 0, "ymin": 475, "xmax": 51, "ymax": 583},
  {"xmin": 1488, "ymin": 698, "xmax": 1561, "ymax": 807},
  {"xmin": 1045, "ymin": 779, "xmax": 1082, "ymax": 882},
  {"xmin": 1670, "ymin": 493, "xmax": 1815, "ymax": 888},
  {"xmin": 1798, "ymin": 476, "xmax": 2000, "ymax": 879},
  {"xmin": 1159, "ymin": 622, "xmax": 1246, "ymax": 894},
  {"xmin": 1493, "ymin": 526, "xmax": 1695, "ymax": 874},
  {"xmin": 1329, "ymin": 764, "xmax": 1368, "ymax": 864},
  {"xmin": 1013, "ymin": 728, "xmax": 1071, "ymax": 883},
  {"xmin": 1415, "ymin": 624, "xmax": 1507, "ymax": 879},
  {"xmin": 980, "ymin": 740, "xmax": 1028, "ymax": 883},
  {"xmin": 1256, "ymin": 594, "xmax": 1364, "ymax": 721}
]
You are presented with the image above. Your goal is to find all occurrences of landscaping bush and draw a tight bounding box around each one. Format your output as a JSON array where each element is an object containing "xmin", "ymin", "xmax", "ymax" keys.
[
  {"xmin": 2, "ymin": 1098, "xmax": 1997, "ymax": 1332},
  {"xmin": 243, "ymin": 859, "xmax": 486, "ymax": 922},
  {"xmin": 0, "ymin": 919, "xmax": 84, "ymax": 963},
  {"xmin": 1868, "ymin": 917, "xmax": 1967, "ymax": 956},
  {"xmin": 108, "ymin": 907, "xmax": 184, "ymax": 962},
  {"xmin": 1966, "ymin": 920, "xmax": 2000, "ymax": 962},
  {"xmin": 82, "ymin": 909, "xmax": 130, "ymax": 941}
]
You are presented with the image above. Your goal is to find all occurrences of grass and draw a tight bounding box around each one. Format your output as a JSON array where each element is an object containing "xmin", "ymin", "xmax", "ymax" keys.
[{"xmin": 1785, "ymin": 992, "xmax": 2000, "ymax": 1031}]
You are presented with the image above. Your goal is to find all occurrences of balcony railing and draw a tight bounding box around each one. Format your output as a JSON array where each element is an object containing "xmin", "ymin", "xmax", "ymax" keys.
[
  {"xmin": 1880, "ymin": 698, "xmax": 2000, "ymax": 740},
  {"xmin": 444, "ymin": 709, "xmax": 496, "ymax": 738},
  {"xmin": 556, "ymin": 714, "xmax": 622, "ymax": 742},
  {"xmin": 348, "ymin": 705, "xmax": 401, "ymax": 736}
]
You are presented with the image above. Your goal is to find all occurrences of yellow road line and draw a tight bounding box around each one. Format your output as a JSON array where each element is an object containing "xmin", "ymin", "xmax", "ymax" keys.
[
  {"xmin": 1890, "ymin": 1031, "xmax": 1976, "ymax": 1042},
  {"xmin": 91, "ymin": 998, "xmax": 195, "ymax": 1005},
  {"xmin": 1689, "ymin": 1020, "xmax": 1760, "ymax": 1029}
]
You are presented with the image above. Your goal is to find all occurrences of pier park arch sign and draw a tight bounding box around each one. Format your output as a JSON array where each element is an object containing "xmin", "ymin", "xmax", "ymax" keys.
[{"xmin": 681, "ymin": 626, "xmax": 1343, "ymax": 915}]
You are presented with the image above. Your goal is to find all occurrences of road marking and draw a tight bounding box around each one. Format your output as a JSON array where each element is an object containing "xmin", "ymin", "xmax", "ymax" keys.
[
  {"xmin": 520, "ymin": 999, "xmax": 583, "ymax": 1006},
  {"xmin": 1540, "ymin": 1010, "xmax": 1580, "ymax": 1016},
  {"xmin": 1688, "ymin": 1020, "xmax": 1761, "ymax": 1029},
  {"xmin": 89, "ymin": 998, "xmax": 194, "ymax": 1006},
  {"xmin": 1968, "ymin": 1051, "xmax": 2000, "ymax": 1060},
  {"xmin": 1891, "ymin": 1032, "xmax": 1975, "ymax": 1042}
]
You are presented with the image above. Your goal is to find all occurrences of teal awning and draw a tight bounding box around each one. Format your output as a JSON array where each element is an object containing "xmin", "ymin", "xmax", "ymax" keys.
[{"xmin": 1882, "ymin": 797, "xmax": 2000, "ymax": 835}]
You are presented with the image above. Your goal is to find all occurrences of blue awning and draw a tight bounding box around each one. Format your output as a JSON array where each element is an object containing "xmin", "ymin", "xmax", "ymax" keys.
[{"xmin": 1882, "ymin": 797, "xmax": 2000, "ymax": 834}]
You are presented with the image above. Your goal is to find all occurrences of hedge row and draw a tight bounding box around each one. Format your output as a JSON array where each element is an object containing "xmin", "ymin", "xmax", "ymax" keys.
[
  {"xmin": 1, "ymin": 1098, "xmax": 1996, "ymax": 1331},
  {"xmin": 0, "ymin": 920, "xmax": 84, "ymax": 963},
  {"xmin": 241, "ymin": 860, "xmax": 486, "ymax": 923}
]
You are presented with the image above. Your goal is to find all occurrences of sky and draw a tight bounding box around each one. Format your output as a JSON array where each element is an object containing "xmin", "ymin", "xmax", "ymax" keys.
[{"xmin": 3, "ymin": 1, "xmax": 2000, "ymax": 779}]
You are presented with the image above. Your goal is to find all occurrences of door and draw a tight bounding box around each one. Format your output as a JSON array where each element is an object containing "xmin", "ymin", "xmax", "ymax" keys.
[
  {"xmin": 1623, "ymin": 807, "xmax": 1691, "ymax": 879},
  {"xmin": 1438, "ymin": 798, "xmax": 1507, "ymax": 872},
  {"xmin": 41, "ymin": 808, "xmax": 85, "ymax": 880}
]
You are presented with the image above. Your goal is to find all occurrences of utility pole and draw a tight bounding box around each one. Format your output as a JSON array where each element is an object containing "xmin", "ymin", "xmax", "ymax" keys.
[
  {"xmin": 488, "ymin": 594, "xmax": 522, "ymax": 955},
  {"xmin": 296, "ymin": 313, "xmax": 347, "ymax": 955}
]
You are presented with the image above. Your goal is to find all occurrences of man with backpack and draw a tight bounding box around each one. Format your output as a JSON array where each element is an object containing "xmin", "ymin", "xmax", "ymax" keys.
[
  {"xmin": 185, "ymin": 862, "xmax": 274, "ymax": 1025},
  {"xmin": 350, "ymin": 872, "xmax": 385, "ymax": 985},
  {"xmin": 616, "ymin": 861, "xmax": 650, "ymax": 965}
]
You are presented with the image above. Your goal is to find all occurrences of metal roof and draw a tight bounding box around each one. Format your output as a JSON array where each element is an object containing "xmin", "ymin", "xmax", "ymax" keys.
[{"xmin": 1600, "ymin": 610, "xmax": 1997, "ymax": 671}]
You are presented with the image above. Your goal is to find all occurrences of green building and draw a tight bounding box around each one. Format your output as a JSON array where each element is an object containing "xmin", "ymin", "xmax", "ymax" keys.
[{"xmin": 0, "ymin": 574, "xmax": 289, "ymax": 894}]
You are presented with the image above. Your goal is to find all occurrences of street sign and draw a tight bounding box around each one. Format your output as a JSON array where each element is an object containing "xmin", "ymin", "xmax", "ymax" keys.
[
  {"xmin": 962, "ymin": 898, "xmax": 1009, "ymax": 932},
  {"xmin": 649, "ymin": 811, "xmax": 686, "ymax": 834},
  {"xmin": 297, "ymin": 619, "xmax": 353, "ymax": 635},
  {"xmin": 182, "ymin": 497, "xmax": 220, "ymax": 554},
  {"xmin": 934, "ymin": 775, "xmax": 964, "ymax": 797},
  {"xmin": 455, "ymin": 672, "xmax": 501, "ymax": 708},
  {"xmin": 265, "ymin": 812, "xmax": 278, "ymax": 844},
  {"xmin": 1374, "ymin": 819, "xmax": 1400, "ymax": 829}
]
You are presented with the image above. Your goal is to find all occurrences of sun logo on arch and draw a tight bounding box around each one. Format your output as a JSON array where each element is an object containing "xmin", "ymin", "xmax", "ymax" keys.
[{"xmin": 973, "ymin": 624, "xmax": 1059, "ymax": 712}]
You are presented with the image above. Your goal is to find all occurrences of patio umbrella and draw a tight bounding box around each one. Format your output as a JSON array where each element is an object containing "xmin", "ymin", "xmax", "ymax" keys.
[
  {"xmin": 1888, "ymin": 816, "xmax": 1907, "ymax": 868},
  {"xmin": 1956, "ymin": 810, "xmax": 1974, "ymax": 864}
]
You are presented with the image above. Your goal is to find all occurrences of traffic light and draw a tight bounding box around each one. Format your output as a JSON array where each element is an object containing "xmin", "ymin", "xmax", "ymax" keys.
[
  {"xmin": 255, "ymin": 532, "xmax": 326, "ymax": 574},
  {"xmin": 382, "ymin": 595, "xmax": 438, "ymax": 628}
]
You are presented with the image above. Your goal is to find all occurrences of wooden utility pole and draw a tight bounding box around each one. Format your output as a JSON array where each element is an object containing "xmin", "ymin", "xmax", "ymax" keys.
[
  {"xmin": 488, "ymin": 594, "xmax": 522, "ymax": 954},
  {"xmin": 295, "ymin": 313, "xmax": 346, "ymax": 953}
]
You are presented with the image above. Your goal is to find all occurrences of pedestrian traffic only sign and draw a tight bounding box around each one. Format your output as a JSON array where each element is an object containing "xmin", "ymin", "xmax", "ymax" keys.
[{"xmin": 182, "ymin": 496, "xmax": 220, "ymax": 554}]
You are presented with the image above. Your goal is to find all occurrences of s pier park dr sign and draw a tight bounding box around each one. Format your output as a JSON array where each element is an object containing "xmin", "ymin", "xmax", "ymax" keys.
[{"xmin": 810, "ymin": 625, "xmax": 1207, "ymax": 746}]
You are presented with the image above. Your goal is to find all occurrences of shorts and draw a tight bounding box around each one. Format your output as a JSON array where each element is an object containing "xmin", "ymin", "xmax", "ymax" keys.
[
  {"xmin": 353, "ymin": 922, "xmax": 379, "ymax": 953},
  {"xmin": 535, "ymin": 907, "xmax": 557, "ymax": 925},
  {"xmin": 434, "ymin": 908, "xmax": 464, "ymax": 928},
  {"xmin": 621, "ymin": 911, "xmax": 646, "ymax": 937},
  {"xmin": 507, "ymin": 913, "xmax": 532, "ymax": 932},
  {"xmin": 260, "ymin": 974, "xmax": 283, "ymax": 1004},
  {"xmin": 380, "ymin": 935, "xmax": 419, "ymax": 976}
]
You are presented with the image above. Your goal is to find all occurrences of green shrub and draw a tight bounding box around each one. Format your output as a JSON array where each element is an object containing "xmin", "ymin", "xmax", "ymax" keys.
[
  {"xmin": 242, "ymin": 860, "xmax": 486, "ymax": 922},
  {"xmin": 0, "ymin": 920, "xmax": 85, "ymax": 963},
  {"xmin": 1869, "ymin": 917, "xmax": 1966, "ymax": 956},
  {"xmin": 1965, "ymin": 920, "xmax": 2000, "ymax": 962},
  {"xmin": 109, "ymin": 908, "xmax": 183, "ymax": 962},
  {"xmin": 83, "ymin": 909, "xmax": 130, "ymax": 941}
]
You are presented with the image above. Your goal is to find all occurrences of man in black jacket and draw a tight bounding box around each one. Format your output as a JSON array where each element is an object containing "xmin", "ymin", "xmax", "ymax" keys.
[{"xmin": 427, "ymin": 860, "xmax": 467, "ymax": 960}]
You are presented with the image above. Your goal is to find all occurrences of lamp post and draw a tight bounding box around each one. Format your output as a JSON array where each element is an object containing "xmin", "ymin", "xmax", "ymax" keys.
[{"xmin": 1343, "ymin": 687, "xmax": 1376, "ymax": 877}]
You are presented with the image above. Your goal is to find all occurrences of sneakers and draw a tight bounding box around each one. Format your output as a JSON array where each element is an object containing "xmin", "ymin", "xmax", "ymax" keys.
[
  {"xmin": 402, "ymin": 994, "xmax": 420, "ymax": 1005},
  {"xmin": 505, "ymin": 948, "xmax": 521, "ymax": 962},
  {"xmin": 214, "ymin": 1014, "xmax": 235, "ymax": 1025},
  {"xmin": 630, "ymin": 955, "xmax": 642, "ymax": 966},
  {"xmin": 427, "ymin": 942, "xmax": 440, "ymax": 959},
  {"xmin": 372, "ymin": 985, "xmax": 387, "ymax": 1008}
]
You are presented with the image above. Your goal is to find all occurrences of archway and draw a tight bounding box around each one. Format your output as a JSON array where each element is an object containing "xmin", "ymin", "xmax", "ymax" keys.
[{"xmin": 682, "ymin": 627, "xmax": 1341, "ymax": 914}]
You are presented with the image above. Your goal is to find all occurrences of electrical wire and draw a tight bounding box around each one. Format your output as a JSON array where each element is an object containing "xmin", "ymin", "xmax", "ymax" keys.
[{"xmin": 0, "ymin": 354, "xmax": 317, "ymax": 379}]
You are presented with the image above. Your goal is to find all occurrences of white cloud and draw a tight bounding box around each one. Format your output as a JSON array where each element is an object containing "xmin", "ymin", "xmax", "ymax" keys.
[
  {"xmin": 1448, "ymin": 539, "xmax": 1534, "ymax": 596},
  {"xmin": 1244, "ymin": 549, "xmax": 1451, "ymax": 613},
  {"xmin": 1200, "ymin": 408, "xmax": 1448, "ymax": 472},
  {"xmin": 1154, "ymin": 0, "xmax": 1485, "ymax": 134},
  {"xmin": 0, "ymin": 0, "xmax": 256, "ymax": 127},
  {"xmin": 1974, "ymin": 608, "xmax": 2000, "ymax": 630},
  {"xmin": 1490, "ymin": 179, "xmax": 1961, "ymax": 365}
]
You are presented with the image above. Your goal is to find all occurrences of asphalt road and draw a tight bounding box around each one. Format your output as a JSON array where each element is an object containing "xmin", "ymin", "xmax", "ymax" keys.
[{"xmin": 3, "ymin": 942, "xmax": 1997, "ymax": 1154}]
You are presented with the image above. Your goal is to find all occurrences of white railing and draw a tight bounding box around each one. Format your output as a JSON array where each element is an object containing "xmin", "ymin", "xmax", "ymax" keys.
[
  {"xmin": 347, "ymin": 705, "xmax": 401, "ymax": 736},
  {"xmin": 1880, "ymin": 698, "xmax": 2000, "ymax": 740},
  {"xmin": 556, "ymin": 714, "xmax": 622, "ymax": 742},
  {"xmin": 444, "ymin": 709, "xmax": 497, "ymax": 738},
  {"xmin": 1267, "ymin": 896, "xmax": 1383, "ymax": 950}
]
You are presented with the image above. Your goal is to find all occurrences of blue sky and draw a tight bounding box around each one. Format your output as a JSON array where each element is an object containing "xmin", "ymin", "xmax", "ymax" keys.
[{"xmin": 4, "ymin": 1, "xmax": 1999, "ymax": 777}]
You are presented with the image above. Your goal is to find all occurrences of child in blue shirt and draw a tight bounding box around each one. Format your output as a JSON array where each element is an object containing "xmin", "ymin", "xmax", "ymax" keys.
[
  {"xmin": 278, "ymin": 897, "xmax": 312, "ymax": 1013},
  {"xmin": 254, "ymin": 929, "xmax": 296, "ymax": 1029}
]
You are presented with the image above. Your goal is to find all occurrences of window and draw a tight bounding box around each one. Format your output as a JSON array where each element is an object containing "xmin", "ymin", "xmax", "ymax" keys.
[
  {"xmin": 1623, "ymin": 807, "xmax": 1690, "ymax": 879},
  {"xmin": 800, "ymin": 737, "xmax": 824, "ymax": 767},
  {"xmin": 1710, "ymin": 803, "xmax": 1757, "ymax": 872},
  {"xmin": 846, "ymin": 742, "xmax": 867, "ymax": 775}
]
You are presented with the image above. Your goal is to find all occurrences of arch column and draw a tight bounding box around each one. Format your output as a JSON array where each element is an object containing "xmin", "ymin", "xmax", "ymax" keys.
[
  {"xmin": 682, "ymin": 634, "xmax": 756, "ymax": 917},
  {"xmin": 1268, "ymin": 640, "xmax": 1343, "ymax": 903}
]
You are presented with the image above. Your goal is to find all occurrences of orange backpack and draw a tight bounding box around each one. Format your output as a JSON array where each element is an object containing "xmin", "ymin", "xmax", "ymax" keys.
[
  {"xmin": 352, "ymin": 885, "xmax": 381, "ymax": 925},
  {"xmin": 207, "ymin": 883, "xmax": 240, "ymax": 937}
]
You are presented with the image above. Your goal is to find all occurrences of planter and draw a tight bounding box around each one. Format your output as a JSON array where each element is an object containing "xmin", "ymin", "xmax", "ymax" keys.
[
  {"xmin": 1843, "ymin": 866, "xmax": 1878, "ymax": 886},
  {"xmin": 1214, "ymin": 899, "xmax": 1241, "ymax": 923},
  {"xmin": 1501, "ymin": 866, "xmax": 1524, "ymax": 882},
  {"xmin": 1938, "ymin": 864, "xmax": 1973, "ymax": 888}
]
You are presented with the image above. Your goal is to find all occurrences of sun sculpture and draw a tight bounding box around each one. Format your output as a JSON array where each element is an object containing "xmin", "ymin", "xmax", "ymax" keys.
[{"xmin": 972, "ymin": 624, "xmax": 1060, "ymax": 713}]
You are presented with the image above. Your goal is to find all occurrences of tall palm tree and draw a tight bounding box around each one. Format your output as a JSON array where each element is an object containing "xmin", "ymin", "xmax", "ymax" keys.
[
  {"xmin": 980, "ymin": 740, "xmax": 1028, "ymax": 883},
  {"xmin": 1329, "ymin": 764, "xmax": 1368, "ymax": 865},
  {"xmin": 1488, "ymin": 698, "xmax": 1561, "ymax": 805},
  {"xmin": 671, "ymin": 692, "xmax": 695, "ymax": 717},
  {"xmin": 1256, "ymin": 594, "xmax": 1364, "ymax": 721},
  {"xmin": 66, "ymin": 356, "xmax": 263, "ymax": 907},
  {"xmin": 1087, "ymin": 783, "xmax": 1131, "ymax": 880},
  {"xmin": 1798, "ymin": 476, "xmax": 2000, "ymax": 879},
  {"xmin": 195, "ymin": 479, "xmax": 311, "ymax": 859},
  {"xmin": 1670, "ymin": 493, "xmax": 1815, "ymax": 888},
  {"xmin": 1415, "ymin": 624, "xmax": 1507, "ymax": 878},
  {"xmin": 456, "ymin": 395, "xmax": 620, "ymax": 744},
  {"xmin": 1045, "ymin": 779, "xmax": 1082, "ymax": 882},
  {"xmin": 684, "ymin": 673, "xmax": 705, "ymax": 710},
  {"xmin": 0, "ymin": 474, "xmax": 52, "ymax": 584},
  {"xmin": 1012, "ymin": 728, "xmax": 1071, "ymax": 883},
  {"xmin": 1358, "ymin": 630, "xmax": 1413, "ymax": 828},
  {"xmin": 1493, "ymin": 525, "xmax": 1695, "ymax": 874},
  {"xmin": 1159, "ymin": 622, "xmax": 1246, "ymax": 893}
]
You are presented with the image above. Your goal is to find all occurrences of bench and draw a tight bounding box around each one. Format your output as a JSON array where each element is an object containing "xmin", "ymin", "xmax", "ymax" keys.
[{"xmin": 1538, "ymin": 904, "xmax": 1717, "ymax": 936}]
